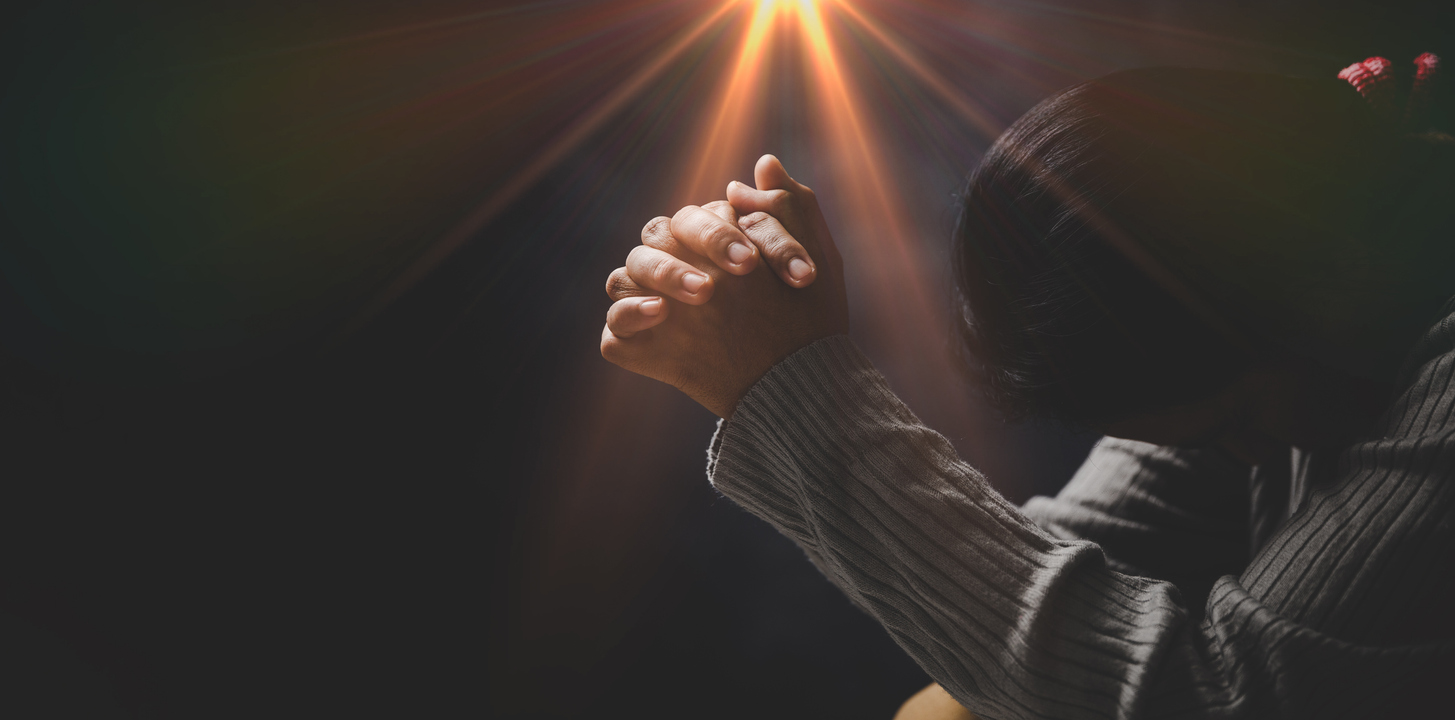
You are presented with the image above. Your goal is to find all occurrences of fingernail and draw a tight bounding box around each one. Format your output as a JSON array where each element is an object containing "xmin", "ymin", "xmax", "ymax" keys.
[
  {"xmin": 788, "ymin": 257, "xmax": 813, "ymax": 281},
  {"xmin": 640, "ymin": 298, "xmax": 662, "ymax": 316},
  {"xmin": 727, "ymin": 242, "xmax": 754, "ymax": 264},
  {"xmin": 682, "ymin": 273, "xmax": 707, "ymax": 294}
]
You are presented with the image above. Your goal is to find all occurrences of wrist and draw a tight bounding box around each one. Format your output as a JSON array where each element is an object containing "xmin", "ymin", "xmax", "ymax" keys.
[{"xmin": 711, "ymin": 332, "xmax": 851, "ymax": 419}]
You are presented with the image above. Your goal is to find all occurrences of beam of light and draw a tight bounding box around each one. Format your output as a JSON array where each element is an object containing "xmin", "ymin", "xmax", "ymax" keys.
[
  {"xmin": 456, "ymin": 1, "xmax": 1333, "ymax": 696},
  {"xmin": 327, "ymin": 0, "xmax": 1295, "ymax": 422},
  {"xmin": 667, "ymin": 0, "xmax": 949, "ymax": 331},
  {"xmin": 789, "ymin": 0, "xmax": 984, "ymax": 433},
  {"xmin": 343, "ymin": 0, "xmax": 1054, "ymax": 337},
  {"xmin": 339, "ymin": 0, "xmax": 741, "ymax": 336},
  {"xmin": 830, "ymin": 0, "xmax": 1002, "ymax": 139},
  {"xmin": 678, "ymin": 0, "xmax": 781, "ymax": 202}
]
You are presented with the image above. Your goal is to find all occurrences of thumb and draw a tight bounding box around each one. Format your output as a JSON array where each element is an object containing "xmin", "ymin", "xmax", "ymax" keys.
[
  {"xmin": 726, "ymin": 180, "xmax": 790, "ymax": 217},
  {"xmin": 726, "ymin": 154, "xmax": 809, "ymax": 219},
  {"xmin": 754, "ymin": 153, "xmax": 798, "ymax": 192}
]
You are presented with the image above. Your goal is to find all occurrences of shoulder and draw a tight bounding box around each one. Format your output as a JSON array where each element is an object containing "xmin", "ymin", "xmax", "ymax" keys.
[
  {"xmin": 1237, "ymin": 297, "xmax": 1455, "ymax": 642},
  {"xmin": 1379, "ymin": 296, "xmax": 1455, "ymax": 442}
]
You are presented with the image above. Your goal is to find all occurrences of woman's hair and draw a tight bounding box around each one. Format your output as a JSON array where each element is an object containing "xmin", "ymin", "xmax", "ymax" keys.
[{"xmin": 952, "ymin": 68, "xmax": 1383, "ymax": 426}]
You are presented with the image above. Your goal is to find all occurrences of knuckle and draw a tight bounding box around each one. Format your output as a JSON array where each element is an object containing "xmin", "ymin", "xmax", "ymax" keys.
[
  {"xmin": 737, "ymin": 212, "xmax": 800, "ymax": 258},
  {"xmin": 628, "ymin": 244, "xmax": 661, "ymax": 268},
  {"xmin": 740, "ymin": 211, "xmax": 771, "ymax": 228},
  {"xmin": 703, "ymin": 223, "xmax": 737, "ymax": 250},
  {"xmin": 761, "ymin": 232, "xmax": 797, "ymax": 257},
  {"xmin": 601, "ymin": 335, "xmax": 624, "ymax": 362},
  {"xmin": 606, "ymin": 304, "xmax": 636, "ymax": 334},
  {"xmin": 605, "ymin": 268, "xmax": 631, "ymax": 297},
  {"xmin": 641, "ymin": 216, "xmax": 671, "ymax": 245},
  {"xmin": 767, "ymin": 189, "xmax": 794, "ymax": 215},
  {"xmin": 626, "ymin": 247, "xmax": 661, "ymax": 287},
  {"xmin": 671, "ymin": 205, "xmax": 700, "ymax": 224},
  {"xmin": 648, "ymin": 256, "xmax": 676, "ymax": 285}
]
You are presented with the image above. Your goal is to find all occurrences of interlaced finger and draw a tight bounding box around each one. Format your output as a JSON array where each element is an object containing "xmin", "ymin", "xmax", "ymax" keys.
[
  {"xmin": 736, "ymin": 211, "xmax": 817, "ymax": 288},
  {"xmin": 626, "ymin": 245, "xmax": 714, "ymax": 305},
  {"xmin": 670, "ymin": 204, "xmax": 760, "ymax": 275},
  {"xmin": 605, "ymin": 296, "xmax": 668, "ymax": 339},
  {"xmin": 605, "ymin": 266, "xmax": 650, "ymax": 301}
]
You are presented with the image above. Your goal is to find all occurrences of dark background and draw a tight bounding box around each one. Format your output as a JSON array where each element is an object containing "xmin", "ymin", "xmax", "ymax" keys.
[{"xmin": 0, "ymin": 1, "xmax": 1451, "ymax": 718}]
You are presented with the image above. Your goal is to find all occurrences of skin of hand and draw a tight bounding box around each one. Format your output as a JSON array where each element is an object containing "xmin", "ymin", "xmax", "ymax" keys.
[
  {"xmin": 893, "ymin": 683, "xmax": 978, "ymax": 720},
  {"xmin": 600, "ymin": 154, "xmax": 849, "ymax": 418}
]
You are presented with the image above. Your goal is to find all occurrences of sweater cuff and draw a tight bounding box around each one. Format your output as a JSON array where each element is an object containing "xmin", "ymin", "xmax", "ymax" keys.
[
  {"xmin": 707, "ymin": 335, "xmax": 887, "ymax": 478},
  {"xmin": 705, "ymin": 335, "xmax": 880, "ymax": 541},
  {"xmin": 705, "ymin": 333, "xmax": 1033, "ymax": 553},
  {"xmin": 708, "ymin": 335, "xmax": 872, "ymax": 475}
]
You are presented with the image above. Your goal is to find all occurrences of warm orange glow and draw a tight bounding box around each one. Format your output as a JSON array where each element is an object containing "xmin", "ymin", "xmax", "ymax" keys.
[
  {"xmin": 686, "ymin": 0, "xmax": 986, "ymax": 436},
  {"xmin": 347, "ymin": 0, "xmax": 741, "ymax": 335},
  {"xmin": 793, "ymin": 0, "xmax": 966, "ymax": 414},
  {"xmin": 830, "ymin": 0, "xmax": 1003, "ymax": 139},
  {"xmin": 353, "ymin": 0, "xmax": 1002, "ymax": 445},
  {"xmin": 679, "ymin": 2, "xmax": 776, "ymax": 201}
]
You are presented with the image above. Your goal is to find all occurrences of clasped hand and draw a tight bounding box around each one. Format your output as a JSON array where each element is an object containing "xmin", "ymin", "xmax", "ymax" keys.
[{"xmin": 600, "ymin": 155, "xmax": 849, "ymax": 418}]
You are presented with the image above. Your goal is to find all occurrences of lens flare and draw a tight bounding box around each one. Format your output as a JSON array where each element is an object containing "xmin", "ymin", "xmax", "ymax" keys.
[
  {"xmin": 329, "ymin": 0, "xmax": 1293, "ymax": 439},
  {"xmin": 345, "ymin": 0, "xmax": 1019, "ymax": 341},
  {"xmin": 441, "ymin": 2, "xmax": 1330, "ymax": 694}
]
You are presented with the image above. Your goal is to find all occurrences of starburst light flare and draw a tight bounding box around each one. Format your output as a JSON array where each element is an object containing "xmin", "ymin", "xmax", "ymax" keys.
[{"xmin": 329, "ymin": 0, "xmax": 1300, "ymax": 427}]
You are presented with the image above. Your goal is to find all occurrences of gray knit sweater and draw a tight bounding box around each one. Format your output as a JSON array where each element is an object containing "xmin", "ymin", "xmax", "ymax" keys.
[{"xmin": 706, "ymin": 307, "xmax": 1455, "ymax": 718}]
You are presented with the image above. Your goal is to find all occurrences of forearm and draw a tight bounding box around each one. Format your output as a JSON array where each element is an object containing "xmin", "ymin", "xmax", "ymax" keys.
[
  {"xmin": 708, "ymin": 336, "xmax": 1447, "ymax": 719},
  {"xmin": 1020, "ymin": 437, "xmax": 1253, "ymax": 621},
  {"xmin": 710, "ymin": 336, "xmax": 1190, "ymax": 718}
]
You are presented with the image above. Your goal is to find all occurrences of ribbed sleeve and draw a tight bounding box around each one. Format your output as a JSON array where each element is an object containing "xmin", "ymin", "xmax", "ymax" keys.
[
  {"xmin": 1021, "ymin": 438, "xmax": 1251, "ymax": 620},
  {"xmin": 707, "ymin": 334, "xmax": 1455, "ymax": 719}
]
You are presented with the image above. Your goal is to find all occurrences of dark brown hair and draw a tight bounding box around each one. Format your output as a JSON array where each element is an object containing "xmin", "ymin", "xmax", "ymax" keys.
[{"xmin": 953, "ymin": 68, "xmax": 1384, "ymax": 425}]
